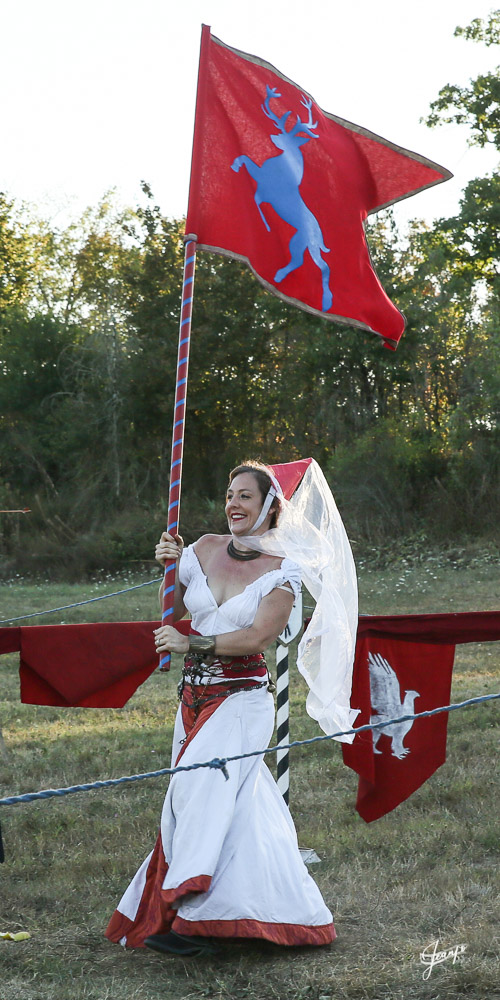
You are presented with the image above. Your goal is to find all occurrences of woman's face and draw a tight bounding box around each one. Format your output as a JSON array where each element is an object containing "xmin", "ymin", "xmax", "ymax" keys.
[{"xmin": 225, "ymin": 472, "xmax": 270, "ymax": 535}]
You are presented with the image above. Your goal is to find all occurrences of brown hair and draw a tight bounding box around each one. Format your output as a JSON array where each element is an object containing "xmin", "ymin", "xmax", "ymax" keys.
[{"xmin": 228, "ymin": 460, "xmax": 280, "ymax": 528}]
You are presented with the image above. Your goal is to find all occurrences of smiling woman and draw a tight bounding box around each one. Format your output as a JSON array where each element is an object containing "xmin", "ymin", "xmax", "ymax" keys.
[{"xmin": 105, "ymin": 459, "xmax": 337, "ymax": 956}]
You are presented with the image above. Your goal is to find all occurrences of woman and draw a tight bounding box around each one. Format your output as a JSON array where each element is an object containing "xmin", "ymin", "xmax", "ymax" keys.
[{"xmin": 105, "ymin": 461, "xmax": 337, "ymax": 955}]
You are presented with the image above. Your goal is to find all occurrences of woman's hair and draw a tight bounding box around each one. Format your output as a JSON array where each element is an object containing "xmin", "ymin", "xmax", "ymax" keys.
[{"xmin": 228, "ymin": 460, "xmax": 280, "ymax": 528}]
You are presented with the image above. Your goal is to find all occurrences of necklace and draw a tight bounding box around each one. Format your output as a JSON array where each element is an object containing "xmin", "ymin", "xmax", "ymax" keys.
[{"xmin": 227, "ymin": 540, "xmax": 261, "ymax": 561}]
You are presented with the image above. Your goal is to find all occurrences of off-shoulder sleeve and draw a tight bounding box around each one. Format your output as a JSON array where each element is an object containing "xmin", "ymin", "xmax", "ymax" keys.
[
  {"xmin": 277, "ymin": 558, "xmax": 302, "ymax": 601},
  {"xmin": 178, "ymin": 543, "xmax": 196, "ymax": 588},
  {"xmin": 258, "ymin": 558, "xmax": 302, "ymax": 603}
]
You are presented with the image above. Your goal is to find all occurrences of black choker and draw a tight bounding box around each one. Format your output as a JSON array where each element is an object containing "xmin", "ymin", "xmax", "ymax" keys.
[{"xmin": 227, "ymin": 540, "xmax": 261, "ymax": 561}]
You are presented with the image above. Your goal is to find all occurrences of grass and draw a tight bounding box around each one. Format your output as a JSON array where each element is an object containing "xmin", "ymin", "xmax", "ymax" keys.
[{"xmin": 0, "ymin": 552, "xmax": 499, "ymax": 1000}]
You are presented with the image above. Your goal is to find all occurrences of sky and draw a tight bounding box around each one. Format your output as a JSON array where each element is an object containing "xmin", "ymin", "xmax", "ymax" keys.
[{"xmin": 1, "ymin": 0, "xmax": 498, "ymax": 232}]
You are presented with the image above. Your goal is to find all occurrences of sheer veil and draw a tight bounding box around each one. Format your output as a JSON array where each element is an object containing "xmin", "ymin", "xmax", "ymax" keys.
[{"xmin": 239, "ymin": 460, "xmax": 359, "ymax": 742}]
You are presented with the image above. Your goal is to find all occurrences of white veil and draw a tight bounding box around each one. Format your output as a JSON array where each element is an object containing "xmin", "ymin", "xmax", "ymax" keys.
[{"xmin": 239, "ymin": 459, "xmax": 359, "ymax": 742}]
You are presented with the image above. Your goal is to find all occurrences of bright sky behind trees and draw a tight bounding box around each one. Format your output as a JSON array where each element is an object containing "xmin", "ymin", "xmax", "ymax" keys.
[{"xmin": 1, "ymin": 0, "xmax": 498, "ymax": 229}]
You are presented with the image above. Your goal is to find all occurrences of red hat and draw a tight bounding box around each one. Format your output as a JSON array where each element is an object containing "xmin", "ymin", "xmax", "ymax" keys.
[{"xmin": 269, "ymin": 458, "xmax": 313, "ymax": 501}]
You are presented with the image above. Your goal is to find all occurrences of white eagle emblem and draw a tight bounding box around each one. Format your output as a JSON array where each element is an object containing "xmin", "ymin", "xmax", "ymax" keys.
[{"xmin": 368, "ymin": 652, "xmax": 420, "ymax": 760}]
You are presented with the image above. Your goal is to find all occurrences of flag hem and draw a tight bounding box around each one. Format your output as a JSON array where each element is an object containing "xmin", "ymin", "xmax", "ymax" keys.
[{"xmin": 193, "ymin": 239, "xmax": 399, "ymax": 347}]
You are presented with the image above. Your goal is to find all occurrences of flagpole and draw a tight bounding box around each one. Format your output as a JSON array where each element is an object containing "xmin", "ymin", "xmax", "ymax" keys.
[{"xmin": 159, "ymin": 235, "xmax": 197, "ymax": 671}]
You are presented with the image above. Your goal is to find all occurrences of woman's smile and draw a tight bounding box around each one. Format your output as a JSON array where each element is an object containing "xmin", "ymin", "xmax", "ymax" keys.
[{"xmin": 228, "ymin": 509, "xmax": 251, "ymax": 531}]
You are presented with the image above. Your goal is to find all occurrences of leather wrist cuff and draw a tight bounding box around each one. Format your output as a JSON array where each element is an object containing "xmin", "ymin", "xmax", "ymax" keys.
[{"xmin": 188, "ymin": 634, "xmax": 216, "ymax": 655}]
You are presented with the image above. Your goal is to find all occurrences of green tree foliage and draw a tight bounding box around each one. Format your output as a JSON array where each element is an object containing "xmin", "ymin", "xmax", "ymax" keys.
[
  {"xmin": 425, "ymin": 10, "xmax": 500, "ymax": 149},
  {"xmin": 0, "ymin": 152, "xmax": 499, "ymax": 574},
  {"xmin": 0, "ymin": 194, "xmax": 44, "ymax": 311}
]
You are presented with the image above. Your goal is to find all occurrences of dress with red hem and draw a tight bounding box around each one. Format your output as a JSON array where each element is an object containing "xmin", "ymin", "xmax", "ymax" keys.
[{"xmin": 105, "ymin": 545, "xmax": 335, "ymax": 948}]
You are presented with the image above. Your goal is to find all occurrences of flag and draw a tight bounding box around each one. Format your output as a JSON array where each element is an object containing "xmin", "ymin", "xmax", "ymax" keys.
[
  {"xmin": 186, "ymin": 26, "xmax": 452, "ymax": 348},
  {"xmin": 343, "ymin": 635, "xmax": 456, "ymax": 821}
]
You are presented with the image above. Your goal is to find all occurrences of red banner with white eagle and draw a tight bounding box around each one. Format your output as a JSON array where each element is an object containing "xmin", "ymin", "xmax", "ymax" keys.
[
  {"xmin": 343, "ymin": 611, "xmax": 500, "ymax": 819},
  {"xmin": 186, "ymin": 26, "xmax": 452, "ymax": 348},
  {"xmin": 343, "ymin": 636, "xmax": 456, "ymax": 821}
]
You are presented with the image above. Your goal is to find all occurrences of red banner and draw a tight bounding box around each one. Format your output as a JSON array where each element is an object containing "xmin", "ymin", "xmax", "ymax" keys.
[
  {"xmin": 2, "ymin": 612, "xmax": 497, "ymax": 824},
  {"xmin": 1, "ymin": 621, "xmax": 188, "ymax": 709},
  {"xmin": 186, "ymin": 26, "xmax": 452, "ymax": 348},
  {"xmin": 343, "ymin": 637, "xmax": 456, "ymax": 821}
]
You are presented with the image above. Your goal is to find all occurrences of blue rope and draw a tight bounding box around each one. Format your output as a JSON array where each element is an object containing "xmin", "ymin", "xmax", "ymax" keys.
[
  {"xmin": 0, "ymin": 579, "xmax": 159, "ymax": 624},
  {"xmin": 0, "ymin": 692, "xmax": 497, "ymax": 807}
]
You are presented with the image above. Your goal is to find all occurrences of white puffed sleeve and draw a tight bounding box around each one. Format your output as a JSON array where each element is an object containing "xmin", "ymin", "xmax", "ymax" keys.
[
  {"xmin": 257, "ymin": 558, "xmax": 302, "ymax": 603},
  {"xmin": 178, "ymin": 543, "xmax": 196, "ymax": 588}
]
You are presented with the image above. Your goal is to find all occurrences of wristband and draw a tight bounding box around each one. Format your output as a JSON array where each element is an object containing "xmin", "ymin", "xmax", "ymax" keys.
[{"xmin": 188, "ymin": 635, "xmax": 216, "ymax": 655}]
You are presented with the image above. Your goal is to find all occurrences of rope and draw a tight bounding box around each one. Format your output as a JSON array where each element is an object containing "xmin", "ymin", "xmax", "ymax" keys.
[
  {"xmin": 0, "ymin": 594, "xmax": 311, "ymax": 626},
  {"xmin": 1, "ymin": 692, "xmax": 497, "ymax": 807},
  {"xmin": 0, "ymin": 579, "xmax": 159, "ymax": 624}
]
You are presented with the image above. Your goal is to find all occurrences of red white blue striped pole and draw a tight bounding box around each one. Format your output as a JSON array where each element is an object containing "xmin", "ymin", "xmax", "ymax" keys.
[{"xmin": 159, "ymin": 235, "xmax": 197, "ymax": 671}]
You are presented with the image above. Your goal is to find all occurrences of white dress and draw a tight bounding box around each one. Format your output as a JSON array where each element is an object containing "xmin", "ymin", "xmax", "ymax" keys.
[{"xmin": 105, "ymin": 544, "xmax": 335, "ymax": 948}]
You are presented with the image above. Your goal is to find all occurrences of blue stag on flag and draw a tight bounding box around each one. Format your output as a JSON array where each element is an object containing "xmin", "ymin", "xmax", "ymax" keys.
[{"xmin": 231, "ymin": 85, "xmax": 333, "ymax": 312}]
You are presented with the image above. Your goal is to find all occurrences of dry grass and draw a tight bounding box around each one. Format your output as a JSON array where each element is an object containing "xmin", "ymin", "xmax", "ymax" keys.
[{"xmin": 0, "ymin": 555, "xmax": 499, "ymax": 1000}]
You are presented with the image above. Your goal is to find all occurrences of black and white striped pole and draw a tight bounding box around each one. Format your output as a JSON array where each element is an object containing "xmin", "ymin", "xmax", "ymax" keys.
[{"xmin": 276, "ymin": 589, "xmax": 303, "ymax": 805}]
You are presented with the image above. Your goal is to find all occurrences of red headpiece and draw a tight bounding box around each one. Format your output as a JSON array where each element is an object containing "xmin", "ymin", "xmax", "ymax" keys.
[{"xmin": 269, "ymin": 458, "xmax": 313, "ymax": 501}]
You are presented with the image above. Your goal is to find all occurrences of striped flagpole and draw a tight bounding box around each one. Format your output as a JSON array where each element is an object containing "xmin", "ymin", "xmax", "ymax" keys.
[
  {"xmin": 159, "ymin": 235, "xmax": 197, "ymax": 671},
  {"xmin": 275, "ymin": 590, "xmax": 303, "ymax": 804},
  {"xmin": 276, "ymin": 641, "xmax": 290, "ymax": 804}
]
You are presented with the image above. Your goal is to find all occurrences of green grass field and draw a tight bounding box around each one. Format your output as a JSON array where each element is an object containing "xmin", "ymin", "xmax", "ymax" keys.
[{"xmin": 0, "ymin": 553, "xmax": 499, "ymax": 1000}]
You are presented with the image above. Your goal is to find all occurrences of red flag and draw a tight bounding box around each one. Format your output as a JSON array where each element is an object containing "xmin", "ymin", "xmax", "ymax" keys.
[
  {"xmin": 343, "ymin": 636, "xmax": 456, "ymax": 821},
  {"xmin": 186, "ymin": 26, "xmax": 452, "ymax": 348}
]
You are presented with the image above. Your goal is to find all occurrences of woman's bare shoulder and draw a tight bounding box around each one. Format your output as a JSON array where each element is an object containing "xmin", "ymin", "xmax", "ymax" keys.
[{"xmin": 194, "ymin": 533, "xmax": 229, "ymax": 553}]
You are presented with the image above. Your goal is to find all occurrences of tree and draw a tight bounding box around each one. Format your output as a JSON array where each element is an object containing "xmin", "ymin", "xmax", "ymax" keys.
[
  {"xmin": 425, "ymin": 10, "xmax": 500, "ymax": 150},
  {"xmin": 1, "ymin": 172, "xmax": 499, "ymax": 574},
  {"xmin": 0, "ymin": 194, "xmax": 38, "ymax": 311}
]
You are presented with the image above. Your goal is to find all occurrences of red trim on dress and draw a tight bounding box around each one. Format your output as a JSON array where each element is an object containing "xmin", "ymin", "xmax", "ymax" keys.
[
  {"xmin": 162, "ymin": 874, "xmax": 212, "ymax": 906},
  {"xmin": 105, "ymin": 827, "xmax": 213, "ymax": 948},
  {"xmin": 106, "ymin": 900, "xmax": 335, "ymax": 949},
  {"xmin": 105, "ymin": 908, "xmax": 136, "ymax": 944},
  {"xmin": 173, "ymin": 915, "xmax": 336, "ymax": 947},
  {"xmin": 177, "ymin": 685, "xmax": 229, "ymax": 763}
]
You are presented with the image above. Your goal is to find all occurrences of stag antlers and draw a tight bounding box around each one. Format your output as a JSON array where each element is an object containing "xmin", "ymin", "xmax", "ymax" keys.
[{"xmin": 261, "ymin": 85, "xmax": 318, "ymax": 138}]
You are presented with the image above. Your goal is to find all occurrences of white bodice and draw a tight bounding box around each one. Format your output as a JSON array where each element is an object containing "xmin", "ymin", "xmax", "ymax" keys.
[{"xmin": 178, "ymin": 543, "xmax": 301, "ymax": 637}]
